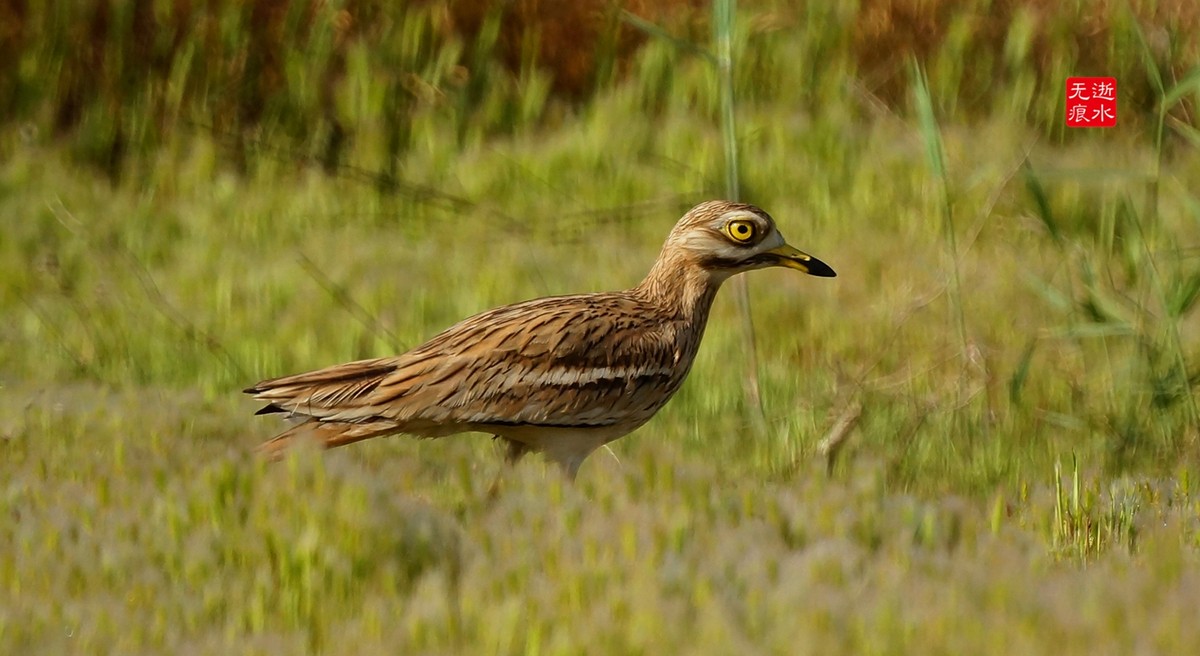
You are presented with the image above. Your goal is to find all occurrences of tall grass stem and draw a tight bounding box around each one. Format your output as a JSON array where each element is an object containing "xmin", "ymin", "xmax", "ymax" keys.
[{"xmin": 714, "ymin": 0, "xmax": 767, "ymax": 427}]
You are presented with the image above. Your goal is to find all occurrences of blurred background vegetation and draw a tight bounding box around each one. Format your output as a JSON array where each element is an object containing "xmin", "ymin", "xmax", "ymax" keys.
[
  {"xmin": 3, "ymin": 0, "xmax": 1200, "ymax": 653},
  {"xmin": 1, "ymin": 0, "xmax": 1197, "ymax": 181}
]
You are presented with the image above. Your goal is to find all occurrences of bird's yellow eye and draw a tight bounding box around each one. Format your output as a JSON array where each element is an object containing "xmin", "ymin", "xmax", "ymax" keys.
[{"xmin": 725, "ymin": 219, "xmax": 757, "ymax": 244}]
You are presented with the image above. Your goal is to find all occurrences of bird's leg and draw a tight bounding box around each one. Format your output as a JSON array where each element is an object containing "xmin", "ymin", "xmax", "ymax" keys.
[
  {"xmin": 487, "ymin": 436, "xmax": 530, "ymax": 499},
  {"xmin": 544, "ymin": 451, "xmax": 586, "ymax": 483},
  {"xmin": 559, "ymin": 456, "xmax": 583, "ymax": 483}
]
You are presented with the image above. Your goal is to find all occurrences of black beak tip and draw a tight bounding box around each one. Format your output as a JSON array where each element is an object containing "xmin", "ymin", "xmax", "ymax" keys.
[{"xmin": 807, "ymin": 258, "xmax": 837, "ymax": 278}]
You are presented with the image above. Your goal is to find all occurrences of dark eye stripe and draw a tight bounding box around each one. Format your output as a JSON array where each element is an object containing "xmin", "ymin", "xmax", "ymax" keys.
[{"xmin": 699, "ymin": 253, "xmax": 759, "ymax": 269}]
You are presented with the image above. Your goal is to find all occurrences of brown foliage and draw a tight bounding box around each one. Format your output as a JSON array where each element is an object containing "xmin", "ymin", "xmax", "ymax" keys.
[
  {"xmin": 426, "ymin": 0, "xmax": 704, "ymax": 99},
  {"xmin": 0, "ymin": 0, "xmax": 26, "ymax": 112},
  {"xmin": 8, "ymin": 0, "xmax": 703, "ymax": 138},
  {"xmin": 854, "ymin": 0, "xmax": 1200, "ymax": 118},
  {"xmin": 1, "ymin": 0, "xmax": 1196, "ymax": 178}
]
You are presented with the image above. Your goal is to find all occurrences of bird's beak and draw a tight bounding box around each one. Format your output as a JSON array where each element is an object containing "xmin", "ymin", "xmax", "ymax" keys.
[{"xmin": 764, "ymin": 244, "xmax": 837, "ymax": 277}]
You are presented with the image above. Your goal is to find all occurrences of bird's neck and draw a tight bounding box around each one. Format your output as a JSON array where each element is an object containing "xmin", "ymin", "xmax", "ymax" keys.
[{"xmin": 633, "ymin": 252, "xmax": 724, "ymax": 321}]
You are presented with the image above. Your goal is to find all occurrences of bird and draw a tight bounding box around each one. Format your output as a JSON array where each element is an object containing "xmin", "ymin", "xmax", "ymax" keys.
[{"xmin": 245, "ymin": 200, "xmax": 835, "ymax": 479}]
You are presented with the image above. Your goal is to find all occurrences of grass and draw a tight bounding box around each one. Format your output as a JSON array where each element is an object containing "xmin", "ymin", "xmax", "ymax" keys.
[{"xmin": 3, "ymin": 1, "xmax": 1200, "ymax": 653}]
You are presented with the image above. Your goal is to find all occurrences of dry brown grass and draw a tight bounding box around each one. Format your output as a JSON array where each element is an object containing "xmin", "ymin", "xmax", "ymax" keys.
[
  {"xmin": 7, "ymin": 0, "xmax": 1198, "ymax": 121},
  {"xmin": 853, "ymin": 0, "xmax": 1200, "ymax": 121},
  {"xmin": 1, "ymin": 0, "xmax": 705, "ymax": 178},
  {"xmin": 1, "ymin": 0, "xmax": 1196, "ymax": 177},
  {"xmin": 426, "ymin": 0, "xmax": 705, "ymax": 98}
]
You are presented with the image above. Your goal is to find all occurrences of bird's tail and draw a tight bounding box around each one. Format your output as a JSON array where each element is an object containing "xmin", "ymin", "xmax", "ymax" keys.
[{"xmin": 256, "ymin": 419, "xmax": 396, "ymax": 460}]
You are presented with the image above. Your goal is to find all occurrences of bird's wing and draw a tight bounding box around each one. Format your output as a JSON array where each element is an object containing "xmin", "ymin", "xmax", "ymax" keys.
[
  {"xmin": 245, "ymin": 293, "xmax": 691, "ymax": 433},
  {"xmin": 245, "ymin": 357, "xmax": 401, "ymax": 416}
]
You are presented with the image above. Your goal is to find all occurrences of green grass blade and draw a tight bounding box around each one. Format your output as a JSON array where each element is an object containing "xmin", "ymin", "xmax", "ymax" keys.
[
  {"xmin": 712, "ymin": 0, "xmax": 766, "ymax": 428},
  {"xmin": 911, "ymin": 58, "xmax": 967, "ymax": 353},
  {"xmin": 619, "ymin": 10, "xmax": 717, "ymax": 64},
  {"xmin": 1161, "ymin": 67, "xmax": 1200, "ymax": 112},
  {"xmin": 1022, "ymin": 162, "xmax": 1064, "ymax": 247},
  {"xmin": 1008, "ymin": 338, "xmax": 1038, "ymax": 405}
]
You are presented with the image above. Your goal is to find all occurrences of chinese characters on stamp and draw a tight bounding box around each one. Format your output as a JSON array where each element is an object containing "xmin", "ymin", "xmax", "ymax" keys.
[{"xmin": 1066, "ymin": 77, "xmax": 1117, "ymax": 128}]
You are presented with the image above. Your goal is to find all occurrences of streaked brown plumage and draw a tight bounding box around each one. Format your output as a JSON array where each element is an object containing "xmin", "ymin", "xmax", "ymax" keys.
[{"xmin": 245, "ymin": 200, "xmax": 835, "ymax": 478}]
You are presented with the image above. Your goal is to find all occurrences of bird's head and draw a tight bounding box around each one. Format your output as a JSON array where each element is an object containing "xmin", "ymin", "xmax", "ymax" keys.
[{"xmin": 662, "ymin": 200, "xmax": 836, "ymax": 283}]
